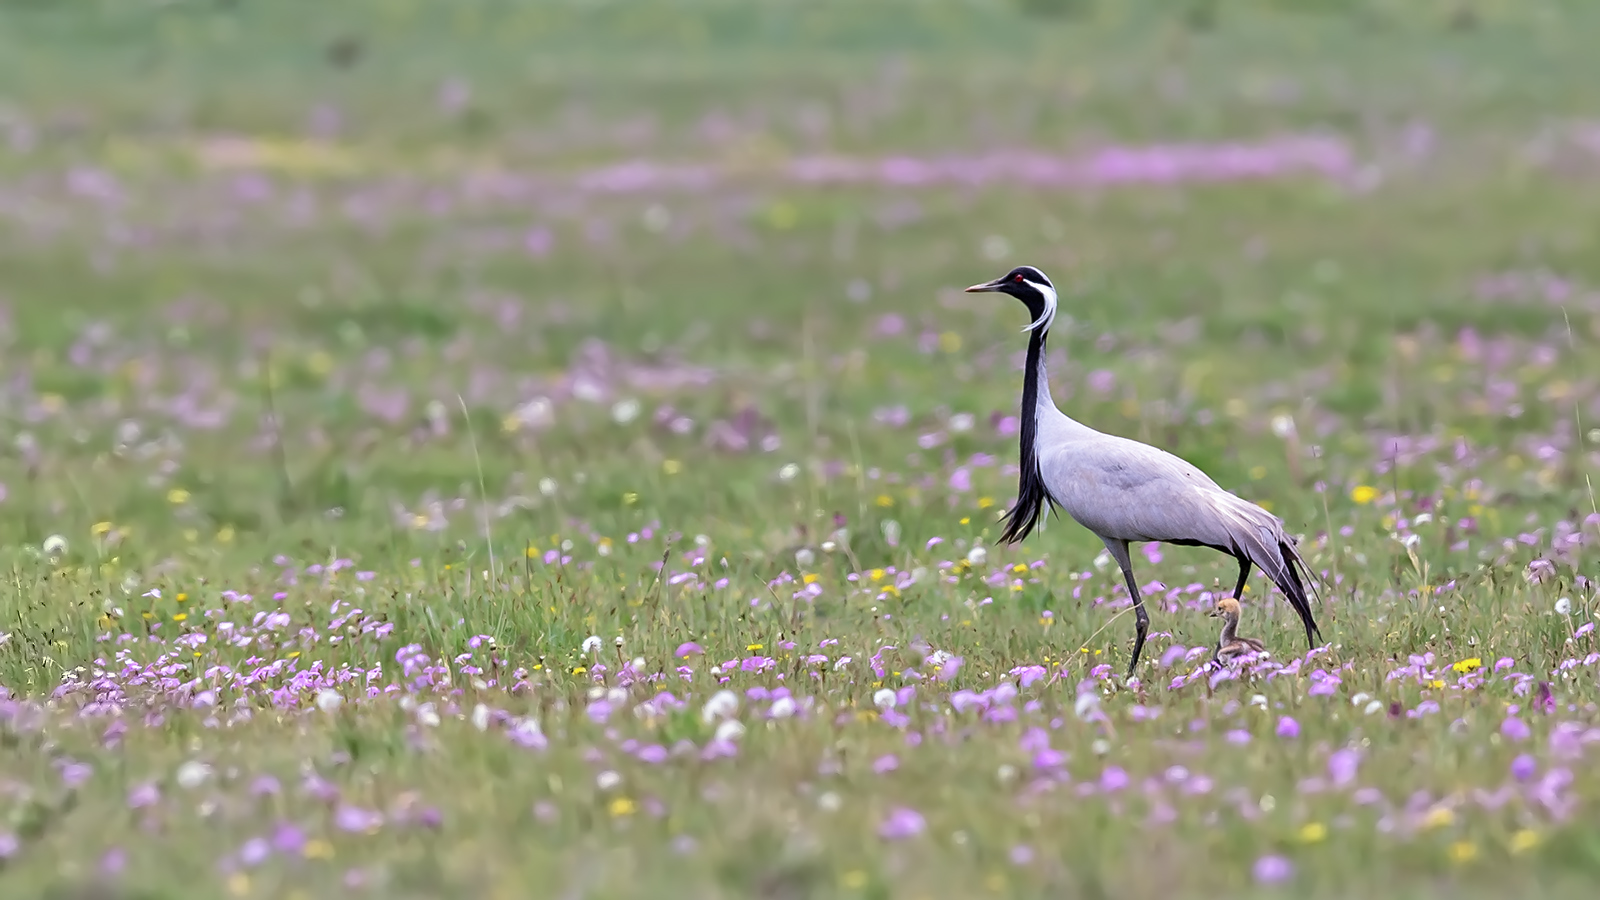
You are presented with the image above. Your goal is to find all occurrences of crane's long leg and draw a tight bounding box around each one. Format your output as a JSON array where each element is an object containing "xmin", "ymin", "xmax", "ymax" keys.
[
  {"xmin": 1231, "ymin": 558, "xmax": 1252, "ymax": 601},
  {"xmin": 1101, "ymin": 539, "xmax": 1149, "ymax": 678}
]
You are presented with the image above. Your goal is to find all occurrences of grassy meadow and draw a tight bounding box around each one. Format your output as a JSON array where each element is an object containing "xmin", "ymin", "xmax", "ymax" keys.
[{"xmin": 4, "ymin": 0, "xmax": 1600, "ymax": 897}]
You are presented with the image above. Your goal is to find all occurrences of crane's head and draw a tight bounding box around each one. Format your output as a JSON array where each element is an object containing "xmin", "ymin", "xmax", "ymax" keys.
[
  {"xmin": 1209, "ymin": 596, "xmax": 1242, "ymax": 619},
  {"xmin": 964, "ymin": 265, "xmax": 1058, "ymax": 335}
]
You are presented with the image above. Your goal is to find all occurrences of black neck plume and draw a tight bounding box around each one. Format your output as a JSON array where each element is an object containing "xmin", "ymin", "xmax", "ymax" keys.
[{"xmin": 998, "ymin": 328, "xmax": 1055, "ymax": 544}]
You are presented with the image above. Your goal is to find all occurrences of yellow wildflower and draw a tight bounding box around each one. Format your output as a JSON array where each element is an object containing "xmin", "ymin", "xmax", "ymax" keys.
[
  {"xmin": 608, "ymin": 797, "xmax": 636, "ymax": 817},
  {"xmin": 1298, "ymin": 822, "xmax": 1327, "ymax": 843},
  {"xmin": 92, "ymin": 521, "xmax": 112, "ymax": 537},
  {"xmin": 167, "ymin": 488, "xmax": 190, "ymax": 505},
  {"xmin": 1350, "ymin": 485, "xmax": 1378, "ymax": 504},
  {"xmin": 1509, "ymin": 830, "xmax": 1539, "ymax": 854},
  {"xmin": 1452, "ymin": 658, "xmax": 1482, "ymax": 673},
  {"xmin": 747, "ymin": 644, "xmax": 764, "ymax": 652},
  {"xmin": 1448, "ymin": 841, "xmax": 1479, "ymax": 864},
  {"xmin": 662, "ymin": 459, "xmax": 681, "ymax": 475},
  {"xmin": 875, "ymin": 494, "xmax": 894, "ymax": 507},
  {"xmin": 1422, "ymin": 807, "xmax": 1454, "ymax": 830}
]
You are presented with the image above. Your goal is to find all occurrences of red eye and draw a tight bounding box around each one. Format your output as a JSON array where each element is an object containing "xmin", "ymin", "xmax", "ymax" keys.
[{"xmin": 1013, "ymin": 274, "xmax": 1024, "ymax": 283}]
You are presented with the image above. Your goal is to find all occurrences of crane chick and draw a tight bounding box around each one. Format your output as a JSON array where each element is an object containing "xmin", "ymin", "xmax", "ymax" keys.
[{"xmin": 1209, "ymin": 596, "xmax": 1268, "ymax": 665}]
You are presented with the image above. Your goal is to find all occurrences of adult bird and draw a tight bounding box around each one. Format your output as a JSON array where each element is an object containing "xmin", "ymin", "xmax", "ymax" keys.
[{"xmin": 965, "ymin": 265, "xmax": 1321, "ymax": 677}]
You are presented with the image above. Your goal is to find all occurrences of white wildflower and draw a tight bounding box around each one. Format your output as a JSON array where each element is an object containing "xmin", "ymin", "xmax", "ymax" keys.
[
  {"xmin": 1074, "ymin": 692, "xmax": 1100, "ymax": 720},
  {"xmin": 610, "ymin": 398, "xmax": 641, "ymax": 425},
  {"xmin": 595, "ymin": 770, "xmax": 622, "ymax": 791},
  {"xmin": 769, "ymin": 697, "xmax": 797, "ymax": 719},
  {"xmin": 175, "ymin": 761, "xmax": 212, "ymax": 790},
  {"xmin": 701, "ymin": 689, "xmax": 739, "ymax": 723},
  {"xmin": 966, "ymin": 546, "xmax": 988, "ymax": 566},
  {"xmin": 714, "ymin": 719, "xmax": 746, "ymax": 742},
  {"xmin": 1556, "ymin": 597, "xmax": 1573, "ymax": 616},
  {"xmin": 314, "ymin": 690, "xmax": 342, "ymax": 713},
  {"xmin": 471, "ymin": 704, "xmax": 490, "ymax": 732},
  {"xmin": 581, "ymin": 635, "xmax": 603, "ymax": 654}
]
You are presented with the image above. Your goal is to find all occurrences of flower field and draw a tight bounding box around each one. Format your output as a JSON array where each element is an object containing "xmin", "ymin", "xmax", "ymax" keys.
[{"xmin": 3, "ymin": 2, "xmax": 1600, "ymax": 897}]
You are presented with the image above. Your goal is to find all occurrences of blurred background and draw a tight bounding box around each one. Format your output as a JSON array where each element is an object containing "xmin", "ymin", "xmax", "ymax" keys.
[{"xmin": 1, "ymin": 0, "xmax": 1597, "ymax": 578}]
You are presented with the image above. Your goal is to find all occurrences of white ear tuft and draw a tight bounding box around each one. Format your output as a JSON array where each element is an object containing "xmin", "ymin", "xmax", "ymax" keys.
[{"xmin": 1019, "ymin": 281, "xmax": 1058, "ymax": 334}]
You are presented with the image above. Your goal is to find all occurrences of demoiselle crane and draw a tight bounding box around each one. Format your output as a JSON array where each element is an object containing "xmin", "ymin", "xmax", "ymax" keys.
[{"xmin": 964, "ymin": 265, "xmax": 1321, "ymax": 677}]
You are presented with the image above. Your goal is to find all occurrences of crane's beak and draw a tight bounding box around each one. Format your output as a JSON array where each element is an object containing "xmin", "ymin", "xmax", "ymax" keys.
[{"xmin": 964, "ymin": 279, "xmax": 1003, "ymax": 293}]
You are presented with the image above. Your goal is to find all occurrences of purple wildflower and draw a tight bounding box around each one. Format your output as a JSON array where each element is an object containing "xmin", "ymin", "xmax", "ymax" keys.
[
  {"xmin": 1328, "ymin": 748, "xmax": 1360, "ymax": 787},
  {"xmin": 239, "ymin": 838, "xmax": 271, "ymax": 867},
  {"xmin": 1501, "ymin": 717, "xmax": 1531, "ymax": 743},
  {"xmin": 127, "ymin": 783, "xmax": 160, "ymax": 809},
  {"xmin": 271, "ymin": 822, "xmax": 306, "ymax": 855},
  {"xmin": 1511, "ymin": 754, "xmax": 1537, "ymax": 782},
  {"xmin": 675, "ymin": 642, "xmax": 704, "ymax": 658},
  {"xmin": 1276, "ymin": 716, "xmax": 1300, "ymax": 739},
  {"xmin": 1253, "ymin": 855, "xmax": 1294, "ymax": 884},
  {"xmin": 333, "ymin": 805, "xmax": 383, "ymax": 833},
  {"xmin": 878, "ymin": 807, "xmax": 926, "ymax": 840}
]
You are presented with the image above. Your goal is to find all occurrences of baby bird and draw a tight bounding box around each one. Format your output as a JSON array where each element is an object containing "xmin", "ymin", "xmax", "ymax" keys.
[{"xmin": 1208, "ymin": 596, "xmax": 1268, "ymax": 665}]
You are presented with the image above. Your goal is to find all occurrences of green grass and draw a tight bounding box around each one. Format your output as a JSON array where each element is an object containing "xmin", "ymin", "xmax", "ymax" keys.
[{"xmin": 3, "ymin": 1, "xmax": 1600, "ymax": 897}]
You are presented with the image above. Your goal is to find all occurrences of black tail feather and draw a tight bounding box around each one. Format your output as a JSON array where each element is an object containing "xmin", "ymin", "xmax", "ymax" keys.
[{"xmin": 1272, "ymin": 539, "xmax": 1322, "ymax": 649}]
